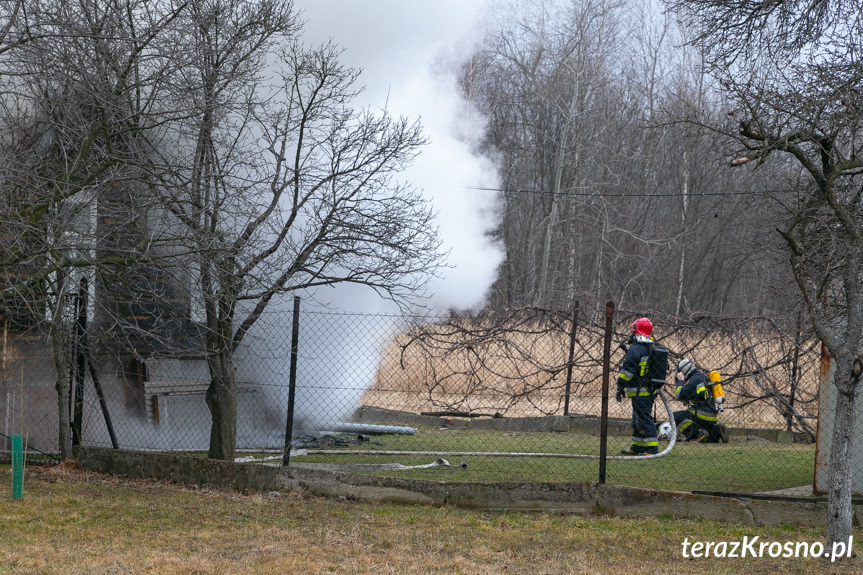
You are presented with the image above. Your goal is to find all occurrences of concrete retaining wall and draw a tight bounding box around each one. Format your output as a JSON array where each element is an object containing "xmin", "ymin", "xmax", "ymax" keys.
[
  {"xmin": 353, "ymin": 406, "xmax": 805, "ymax": 443},
  {"xmin": 79, "ymin": 447, "xmax": 838, "ymax": 527},
  {"xmin": 79, "ymin": 447, "xmax": 283, "ymax": 492}
]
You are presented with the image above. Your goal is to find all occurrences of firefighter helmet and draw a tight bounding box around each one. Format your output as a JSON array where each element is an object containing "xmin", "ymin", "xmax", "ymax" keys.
[
  {"xmin": 631, "ymin": 317, "xmax": 653, "ymax": 337},
  {"xmin": 677, "ymin": 358, "xmax": 694, "ymax": 377}
]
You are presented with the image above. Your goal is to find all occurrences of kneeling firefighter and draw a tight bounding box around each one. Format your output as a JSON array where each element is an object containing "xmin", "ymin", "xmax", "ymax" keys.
[
  {"xmin": 615, "ymin": 317, "xmax": 670, "ymax": 455},
  {"xmin": 672, "ymin": 358, "xmax": 728, "ymax": 443}
]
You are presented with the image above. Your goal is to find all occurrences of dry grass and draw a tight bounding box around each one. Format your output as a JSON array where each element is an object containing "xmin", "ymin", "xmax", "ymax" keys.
[
  {"xmin": 0, "ymin": 463, "xmax": 859, "ymax": 574},
  {"xmin": 363, "ymin": 321, "xmax": 819, "ymax": 431}
]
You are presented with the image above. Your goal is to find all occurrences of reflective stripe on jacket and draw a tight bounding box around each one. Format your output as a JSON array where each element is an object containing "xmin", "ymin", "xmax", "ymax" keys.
[
  {"xmin": 675, "ymin": 369, "xmax": 719, "ymax": 418},
  {"xmin": 616, "ymin": 339, "xmax": 655, "ymax": 397},
  {"xmin": 674, "ymin": 369, "xmax": 709, "ymax": 402}
]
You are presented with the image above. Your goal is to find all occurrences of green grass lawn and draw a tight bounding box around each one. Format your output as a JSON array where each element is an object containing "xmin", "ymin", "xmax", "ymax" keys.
[{"xmin": 286, "ymin": 427, "xmax": 815, "ymax": 494}]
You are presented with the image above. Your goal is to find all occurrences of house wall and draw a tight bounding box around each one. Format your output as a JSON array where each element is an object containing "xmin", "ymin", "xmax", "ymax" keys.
[{"xmin": 0, "ymin": 335, "xmax": 281, "ymax": 454}]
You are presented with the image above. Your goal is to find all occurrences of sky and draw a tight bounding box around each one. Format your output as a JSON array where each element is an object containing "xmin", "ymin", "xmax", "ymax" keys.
[{"xmin": 294, "ymin": 0, "xmax": 503, "ymax": 313}]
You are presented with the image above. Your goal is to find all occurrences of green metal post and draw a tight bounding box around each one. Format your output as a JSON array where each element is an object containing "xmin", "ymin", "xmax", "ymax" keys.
[{"xmin": 11, "ymin": 433, "xmax": 23, "ymax": 499}]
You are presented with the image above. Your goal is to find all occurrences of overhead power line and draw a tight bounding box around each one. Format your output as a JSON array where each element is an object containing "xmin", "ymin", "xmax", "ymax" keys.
[{"xmin": 464, "ymin": 186, "xmax": 773, "ymax": 198}]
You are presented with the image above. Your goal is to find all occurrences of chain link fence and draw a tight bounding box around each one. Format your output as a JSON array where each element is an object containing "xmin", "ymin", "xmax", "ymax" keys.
[{"xmin": 0, "ymin": 302, "xmax": 825, "ymax": 495}]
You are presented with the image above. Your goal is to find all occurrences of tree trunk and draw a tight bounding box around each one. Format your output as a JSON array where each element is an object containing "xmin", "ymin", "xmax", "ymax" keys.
[
  {"xmin": 675, "ymin": 149, "xmax": 689, "ymax": 317},
  {"xmin": 537, "ymin": 195, "xmax": 559, "ymax": 306},
  {"xmin": 51, "ymin": 324, "xmax": 73, "ymax": 460},
  {"xmin": 539, "ymin": 69, "xmax": 580, "ymax": 307},
  {"xmin": 827, "ymin": 365, "xmax": 859, "ymax": 548},
  {"xmin": 205, "ymin": 348, "xmax": 237, "ymax": 461}
]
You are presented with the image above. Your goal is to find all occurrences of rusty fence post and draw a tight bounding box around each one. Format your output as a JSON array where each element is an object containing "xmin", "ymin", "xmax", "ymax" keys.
[{"xmin": 599, "ymin": 300, "xmax": 615, "ymax": 484}]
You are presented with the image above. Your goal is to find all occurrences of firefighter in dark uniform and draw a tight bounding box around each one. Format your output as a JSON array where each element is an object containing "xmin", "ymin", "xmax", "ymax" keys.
[
  {"xmin": 615, "ymin": 317, "xmax": 659, "ymax": 455},
  {"xmin": 673, "ymin": 358, "xmax": 726, "ymax": 443}
]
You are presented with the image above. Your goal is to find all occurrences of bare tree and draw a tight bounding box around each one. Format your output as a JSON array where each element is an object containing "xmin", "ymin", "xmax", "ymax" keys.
[
  {"xmin": 2, "ymin": 0, "xmax": 441, "ymax": 462},
  {"xmin": 0, "ymin": 0, "xmax": 29, "ymax": 56},
  {"xmin": 666, "ymin": 0, "xmax": 863, "ymax": 548},
  {"xmin": 460, "ymin": 0, "xmax": 786, "ymax": 317},
  {"xmin": 461, "ymin": 0, "xmax": 633, "ymax": 310},
  {"xmin": 0, "ymin": 0, "xmax": 187, "ymax": 459},
  {"xmin": 148, "ymin": 0, "xmax": 444, "ymax": 460}
]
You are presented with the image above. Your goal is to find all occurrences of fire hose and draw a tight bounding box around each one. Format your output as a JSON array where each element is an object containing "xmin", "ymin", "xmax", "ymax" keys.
[
  {"xmin": 298, "ymin": 389, "xmax": 678, "ymax": 462},
  {"xmin": 610, "ymin": 387, "xmax": 677, "ymax": 460}
]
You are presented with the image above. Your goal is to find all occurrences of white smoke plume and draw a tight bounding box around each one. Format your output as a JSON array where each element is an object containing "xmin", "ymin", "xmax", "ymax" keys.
[
  {"xmin": 296, "ymin": 0, "xmax": 502, "ymax": 313},
  {"xmin": 235, "ymin": 2, "xmax": 505, "ymax": 440}
]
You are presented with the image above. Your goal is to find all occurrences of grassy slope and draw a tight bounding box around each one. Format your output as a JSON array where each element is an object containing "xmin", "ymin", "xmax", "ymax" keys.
[{"xmin": 0, "ymin": 464, "xmax": 856, "ymax": 575}]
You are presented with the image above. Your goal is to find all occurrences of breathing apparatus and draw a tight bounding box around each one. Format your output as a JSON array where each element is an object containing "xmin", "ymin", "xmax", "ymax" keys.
[{"xmin": 707, "ymin": 370, "xmax": 725, "ymax": 411}]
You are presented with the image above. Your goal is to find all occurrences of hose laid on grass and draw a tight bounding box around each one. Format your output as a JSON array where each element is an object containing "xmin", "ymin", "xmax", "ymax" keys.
[
  {"xmin": 300, "ymin": 390, "xmax": 678, "ymax": 462},
  {"xmin": 613, "ymin": 389, "xmax": 677, "ymax": 460}
]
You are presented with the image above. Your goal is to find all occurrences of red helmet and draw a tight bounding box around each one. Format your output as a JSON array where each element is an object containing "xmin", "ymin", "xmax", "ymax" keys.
[{"xmin": 631, "ymin": 317, "xmax": 653, "ymax": 337}]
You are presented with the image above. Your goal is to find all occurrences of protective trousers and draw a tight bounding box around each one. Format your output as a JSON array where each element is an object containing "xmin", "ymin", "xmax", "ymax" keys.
[
  {"xmin": 673, "ymin": 405, "xmax": 719, "ymax": 441},
  {"xmin": 629, "ymin": 395, "xmax": 659, "ymax": 454}
]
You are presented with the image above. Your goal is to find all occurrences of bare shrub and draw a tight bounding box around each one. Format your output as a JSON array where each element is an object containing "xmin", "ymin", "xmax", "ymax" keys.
[{"xmin": 364, "ymin": 307, "xmax": 819, "ymax": 435}]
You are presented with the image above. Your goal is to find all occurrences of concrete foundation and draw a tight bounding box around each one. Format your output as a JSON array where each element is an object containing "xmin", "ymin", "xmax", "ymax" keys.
[{"xmin": 78, "ymin": 447, "xmax": 837, "ymax": 527}]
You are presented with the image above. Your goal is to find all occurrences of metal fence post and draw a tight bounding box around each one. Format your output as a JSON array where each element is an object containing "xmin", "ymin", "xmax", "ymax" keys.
[
  {"xmin": 86, "ymin": 353, "xmax": 118, "ymax": 449},
  {"xmin": 282, "ymin": 296, "xmax": 301, "ymax": 466},
  {"xmin": 11, "ymin": 432, "xmax": 23, "ymax": 499},
  {"xmin": 563, "ymin": 301, "xmax": 580, "ymax": 416},
  {"xmin": 599, "ymin": 300, "xmax": 615, "ymax": 484},
  {"xmin": 72, "ymin": 278, "xmax": 87, "ymax": 446}
]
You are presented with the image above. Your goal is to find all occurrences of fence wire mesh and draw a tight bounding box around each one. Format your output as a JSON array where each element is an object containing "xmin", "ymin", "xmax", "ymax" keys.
[{"xmin": 0, "ymin": 303, "xmax": 829, "ymax": 495}]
